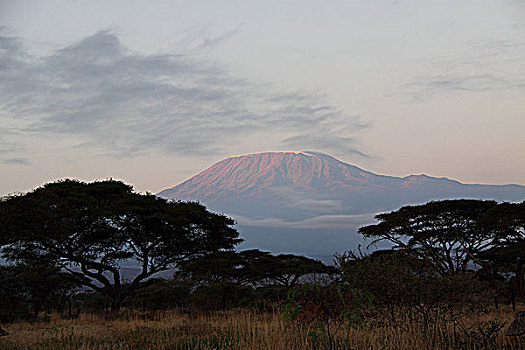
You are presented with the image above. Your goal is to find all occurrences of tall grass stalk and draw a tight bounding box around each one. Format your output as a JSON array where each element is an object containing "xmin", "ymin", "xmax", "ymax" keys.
[{"xmin": 0, "ymin": 307, "xmax": 522, "ymax": 349}]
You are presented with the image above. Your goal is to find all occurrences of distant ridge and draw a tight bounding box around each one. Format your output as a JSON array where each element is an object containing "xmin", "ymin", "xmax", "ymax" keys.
[
  {"xmin": 158, "ymin": 151, "xmax": 525, "ymax": 255},
  {"xmin": 159, "ymin": 151, "xmax": 524, "ymax": 213}
]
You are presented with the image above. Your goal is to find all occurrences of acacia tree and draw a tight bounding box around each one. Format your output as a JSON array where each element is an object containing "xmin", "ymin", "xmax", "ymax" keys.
[
  {"xmin": 335, "ymin": 249, "xmax": 482, "ymax": 325},
  {"xmin": 176, "ymin": 249, "xmax": 272, "ymax": 288},
  {"xmin": 358, "ymin": 200, "xmax": 500, "ymax": 275},
  {"xmin": 479, "ymin": 202, "xmax": 525, "ymax": 309},
  {"xmin": 264, "ymin": 254, "xmax": 335, "ymax": 289},
  {"xmin": 178, "ymin": 249, "xmax": 333, "ymax": 290},
  {"xmin": 0, "ymin": 179, "xmax": 241, "ymax": 312},
  {"xmin": 7, "ymin": 257, "xmax": 78, "ymax": 318}
]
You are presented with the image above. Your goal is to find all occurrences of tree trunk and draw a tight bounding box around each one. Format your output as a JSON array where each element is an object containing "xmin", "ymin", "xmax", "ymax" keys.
[
  {"xmin": 32, "ymin": 305, "xmax": 41, "ymax": 318},
  {"xmin": 109, "ymin": 288, "xmax": 123, "ymax": 313},
  {"xmin": 31, "ymin": 295, "xmax": 45, "ymax": 318},
  {"xmin": 108, "ymin": 281, "xmax": 124, "ymax": 313},
  {"xmin": 111, "ymin": 298, "xmax": 122, "ymax": 313},
  {"xmin": 516, "ymin": 261, "xmax": 524, "ymax": 300},
  {"xmin": 483, "ymin": 266, "xmax": 499, "ymax": 309}
]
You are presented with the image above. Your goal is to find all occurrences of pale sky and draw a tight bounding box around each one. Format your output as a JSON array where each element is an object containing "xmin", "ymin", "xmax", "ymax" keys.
[{"xmin": 1, "ymin": 0, "xmax": 524, "ymax": 196}]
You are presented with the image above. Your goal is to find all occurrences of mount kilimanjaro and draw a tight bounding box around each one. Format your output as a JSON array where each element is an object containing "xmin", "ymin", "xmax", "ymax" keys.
[{"xmin": 158, "ymin": 151, "xmax": 525, "ymax": 256}]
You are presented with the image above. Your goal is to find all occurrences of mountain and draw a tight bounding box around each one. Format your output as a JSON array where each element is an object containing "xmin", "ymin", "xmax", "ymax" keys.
[{"xmin": 158, "ymin": 151, "xmax": 525, "ymax": 256}]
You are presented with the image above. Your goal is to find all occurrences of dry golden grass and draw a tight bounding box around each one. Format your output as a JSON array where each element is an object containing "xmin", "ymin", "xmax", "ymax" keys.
[{"xmin": 0, "ymin": 307, "xmax": 523, "ymax": 349}]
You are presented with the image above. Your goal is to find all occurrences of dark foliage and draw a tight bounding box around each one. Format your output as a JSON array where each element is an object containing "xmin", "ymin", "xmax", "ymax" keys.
[
  {"xmin": 0, "ymin": 179, "xmax": 241, "ymax": 312},
  {"xmin": 0, "ymin": 258, "xmax": 78, "ymax": 322},
  {"xmin": 1, "ymin": 181, "xmax": 523, "ymax": 339},
  {"xmin": 359, "ymin": 200, "xmax": 500, "ymax": 275},
  {"xmin": 177, "ymin": 249, "xmax": 333, "ymax": 290},
  {"xmin": 478, "ymin": 202, "xmax": 525, "ymax": 309},
  {"xmin": 336, "ymin": 249, "xmax": 489, "ymax": 326}
]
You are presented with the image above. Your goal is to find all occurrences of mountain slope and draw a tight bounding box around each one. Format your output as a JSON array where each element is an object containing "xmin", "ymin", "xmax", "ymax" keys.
[
  {"xmin": 160, "ymin": 151, "xmax": 392, "ymax": 199},
  {"xmin": 159, "ymin": 151, "xmax": 524, "ymax": 216},
  {"xmin": 158, "ymin": 151, "xmax": 525, "ymax": 255}
]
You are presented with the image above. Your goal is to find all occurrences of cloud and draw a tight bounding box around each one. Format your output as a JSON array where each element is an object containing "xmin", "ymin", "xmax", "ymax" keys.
[
  {"xmin": 201, "ymin": 25, "xmax": 243, "ymax": 48},
  {"xmin": 2, "ymin": 157, "xmax": 29, "ymax": 165},
  {"xmin": 0, "ymin": 139, "xmax": 27, "ymax": 166},
  {"xmin": 282, "ymin": 133, "xmax": 370, "ymax": 158},
  {"xmin": 235, "ymin": 213, "xmax": 375, "ymax": 229},
  {"xmin": 0, "ymin": 29, "xmax": 368, "ymax": 159},
  {"xmin": 285, "ymin": 199, "xmax": 344, "ymax": 212},
  {"xmin": 0, "ymin": 139, "xmax": 22, "ymax": 154},
  {"xmin": 404, "ymin": 36, "xmax": 525, "ymax": 99}
]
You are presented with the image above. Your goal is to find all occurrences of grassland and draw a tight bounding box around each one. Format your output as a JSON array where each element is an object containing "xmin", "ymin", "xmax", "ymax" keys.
[{"xmin": 0, "ymin": 307, "xmax": 523, "ymax": 349}]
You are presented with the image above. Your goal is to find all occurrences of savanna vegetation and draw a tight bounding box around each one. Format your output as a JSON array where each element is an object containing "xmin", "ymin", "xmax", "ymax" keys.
[{"xmin": 0, "ymin": 180, "xmax": 523, "ymax": 349}]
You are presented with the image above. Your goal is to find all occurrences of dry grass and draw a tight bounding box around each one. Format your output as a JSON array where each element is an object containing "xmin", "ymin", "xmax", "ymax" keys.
[{"xmin": 0, "ymin": 307, "xmax": 523, "ymax": 349}]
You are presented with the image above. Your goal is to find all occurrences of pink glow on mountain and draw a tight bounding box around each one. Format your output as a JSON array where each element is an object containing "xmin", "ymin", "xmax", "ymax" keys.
[{"xmin": 159, "ymin": 151, "xmax": 401, "ymax": 203}]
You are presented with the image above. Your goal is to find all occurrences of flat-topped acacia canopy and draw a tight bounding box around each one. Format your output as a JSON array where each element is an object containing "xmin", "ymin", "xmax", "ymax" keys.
[{"xmin": 0, "ymin": 179, "xmax": 241, "ymax": 312}]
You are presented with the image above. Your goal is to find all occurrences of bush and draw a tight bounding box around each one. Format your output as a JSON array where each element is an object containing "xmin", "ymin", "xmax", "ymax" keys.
[
  {"xmin": 336, "ymin": 250, "xmax": 491, "ymax": 325},
  {"xmin": 284, "ymin": 281, "xmax": 373, "ymax": 349},
  {"xmin": 129, "ymin": 279, "xmax": 192, "ymax": 310}
]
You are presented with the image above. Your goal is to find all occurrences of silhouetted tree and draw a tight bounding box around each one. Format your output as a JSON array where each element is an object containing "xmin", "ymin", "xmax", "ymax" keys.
[
  {"xmin": 335, "ymin": 249, "xmax": 483, "ymax": 325},
  {"xmin": 358, "ymin": 200, "xmax": 500, "ymax": 275},
  {"xmin": 265, "ymin": 254, "xmax": 336, "ymax": 289},
  {"xmin": 16, "ymin": 257, "xmax": 79, "ymax": 318},
  {"xmin": 178, "ymin": 249, "xmax": 333, "ymax": 289},
  {"xmin": 0, "ymin": 179, "xmax": 241, "ymax": 312},
  {"xmin": 130, "ymin": 278, "xmax": 193, "ymax": 310},
  {"xmin": 0, "ymin": 265, "xmax": 27, "ymax": 321},
  {"xmin": 176, "ymin": 250, "xmax": 334, "ymax": 309},
  {"xmin": 478, "ymin": 202, "xmax": 525, "ymax": 309},
  {"xmin": 177, "ymin": 249, "xmax": 272, "ymax": 287},
  {"xmin": 0, "ymin": 257, "xmax": 78, "ymax": 320}
]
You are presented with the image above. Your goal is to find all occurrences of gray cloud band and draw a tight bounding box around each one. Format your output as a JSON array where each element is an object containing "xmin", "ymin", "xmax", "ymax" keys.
[
  {"xmin": 0, "ymin": 29, "xmax": 368, "ymax": 159},
  {"xmin": 403, "ymin": 37, "xmax": 525, "ymax": 100},
  {"xmin": 235, "ymin": 213, "xmax": 375, "ymax": 229}
]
